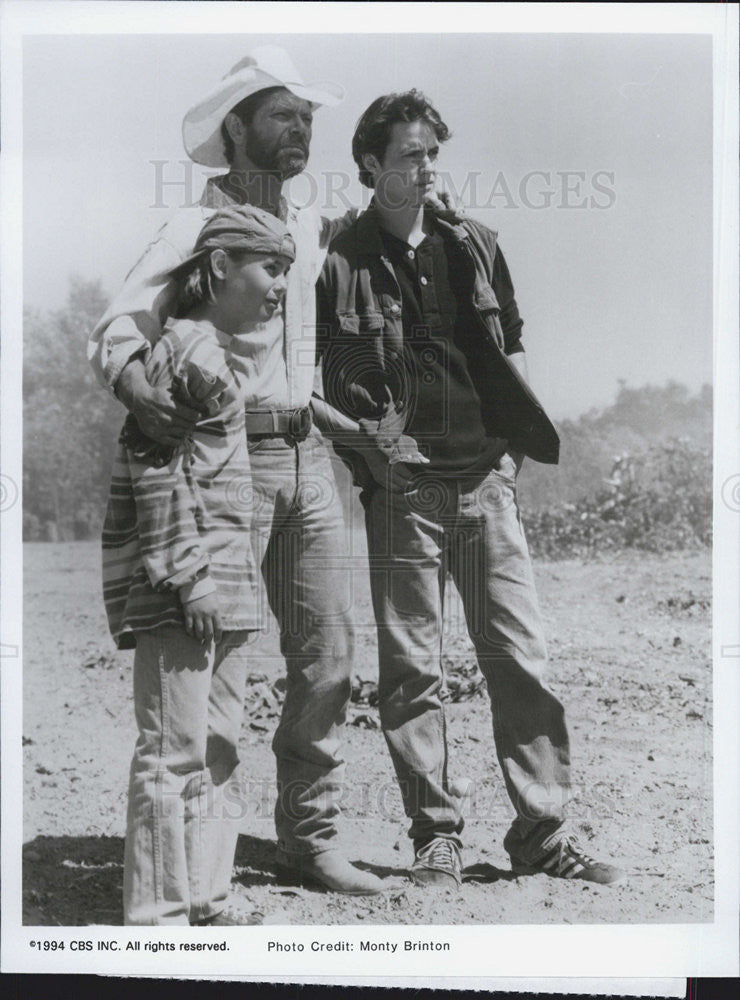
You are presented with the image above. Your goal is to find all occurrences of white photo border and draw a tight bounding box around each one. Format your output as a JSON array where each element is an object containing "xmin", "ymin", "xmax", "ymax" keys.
[{"xmin": 1, "ymin": 0, "xmax": 737, "ymax": 982}]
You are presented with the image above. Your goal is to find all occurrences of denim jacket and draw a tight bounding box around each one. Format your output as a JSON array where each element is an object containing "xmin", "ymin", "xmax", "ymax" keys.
[{"xmin": 316, "ymin": 204, "xmax": 560, "ymax": 473}]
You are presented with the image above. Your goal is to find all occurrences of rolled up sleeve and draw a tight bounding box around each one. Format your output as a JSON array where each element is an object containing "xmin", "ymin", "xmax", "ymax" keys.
[
  {"xmin": 87, "ymin": 211, "xmax": 207, "ymax": 392},
  {"xmin": 492, "ymin": 245, "xmax": 525, "ymax": 356}
]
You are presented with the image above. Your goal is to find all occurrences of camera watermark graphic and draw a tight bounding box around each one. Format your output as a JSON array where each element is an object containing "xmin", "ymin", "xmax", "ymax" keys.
[
  {"xmin": 720, "ymin": 473, "xmax": 740, "ymax": 513},
  {"xmin": 0, "ymin": 473, "xmax": 19, "ymax": 512}
]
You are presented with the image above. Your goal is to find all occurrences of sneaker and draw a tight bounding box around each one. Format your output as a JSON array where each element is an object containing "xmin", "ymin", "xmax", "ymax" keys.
[
  {"xmin": 410, "ymin": 837, "xmax": 462, "ymax": 888},
  {"xmin": 275, "ymin": 847, "xmax": 388, "ymax": 896},
  {"xmin": 508, "ymin": 833, "xmax": 624, "ymax": 885}
]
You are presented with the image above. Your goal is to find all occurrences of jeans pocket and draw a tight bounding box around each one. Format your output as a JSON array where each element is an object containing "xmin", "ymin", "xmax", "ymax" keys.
[{"xmin": 247, "ymin": 437, "xmax": 269, "ymax": 454}]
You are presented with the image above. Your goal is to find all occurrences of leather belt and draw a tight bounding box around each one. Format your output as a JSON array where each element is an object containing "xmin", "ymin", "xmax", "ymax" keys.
[{"xmin": 244, "ymin": 407, "xmax": 313, "ymax": 441}]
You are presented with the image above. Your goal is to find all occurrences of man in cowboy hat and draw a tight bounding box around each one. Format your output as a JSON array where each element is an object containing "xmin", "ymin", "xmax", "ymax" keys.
[{"xmin": 89, "ymin": 46, "xmax": 389, "ymax": 907}]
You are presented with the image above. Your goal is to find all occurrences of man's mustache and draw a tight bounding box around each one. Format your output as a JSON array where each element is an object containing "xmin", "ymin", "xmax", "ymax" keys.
[{"xmin": 280, "ymin": 140, "xmax": 309, "ymax": 155}]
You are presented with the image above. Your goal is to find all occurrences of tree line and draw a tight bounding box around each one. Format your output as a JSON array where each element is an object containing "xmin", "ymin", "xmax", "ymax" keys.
[{"xmin": 22, "ymin": 278, "xmax": 712, "ymax": 555}]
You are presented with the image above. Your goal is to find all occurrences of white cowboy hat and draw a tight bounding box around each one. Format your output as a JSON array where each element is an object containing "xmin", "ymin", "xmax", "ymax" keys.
[{"xmin": 182, "ymin": 45, "xmax": 345, "ymax": 168}]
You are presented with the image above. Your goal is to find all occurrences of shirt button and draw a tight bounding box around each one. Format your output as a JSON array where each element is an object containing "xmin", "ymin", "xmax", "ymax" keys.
[
  {"xmin": 407, "ymin": 250, "xmax": 415, "ymax": 260},
  {"xmin": 420, "ymin": 276, "xmax": 428, "ymax": 286},
  {"xmin": 390, "ymin": 303, "xmax": 401, "ymax": 314}
]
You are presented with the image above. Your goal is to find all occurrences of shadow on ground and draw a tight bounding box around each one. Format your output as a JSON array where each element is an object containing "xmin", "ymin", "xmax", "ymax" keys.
[
  {"xmin": 23, "ymin": 835, "xmax": 126, "ymax": 925},
  {"xmin": 233, "ymin": 836, "xmax": 410, "ymax": 887},
  {"xmin": 24, "ymin": 833, "xmax": 415, "ymax": 925},
  {"xmin": 462, "ymin": 862, "xmax": 519, "ymax": 884}
]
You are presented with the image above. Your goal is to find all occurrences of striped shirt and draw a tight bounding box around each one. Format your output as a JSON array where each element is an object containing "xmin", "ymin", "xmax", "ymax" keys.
[{"xmin": 102, "ymin": 317, "xmax": 262, "ymax": 648}]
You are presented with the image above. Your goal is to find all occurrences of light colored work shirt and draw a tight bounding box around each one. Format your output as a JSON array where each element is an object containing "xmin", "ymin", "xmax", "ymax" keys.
[{"xmin": 88, "ymin": 177, "xmax": 330, "ymax": 410}]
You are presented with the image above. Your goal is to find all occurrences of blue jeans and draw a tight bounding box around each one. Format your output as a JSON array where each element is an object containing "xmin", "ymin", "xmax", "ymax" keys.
[
  {"xmin": 246, "ymin": 429, "xmax": 353, "ymax": 857},
  {"xmin": 363, "ymin": 452, "xmax": 571, "ymax": 858},
  {"xmin": 124, "ymin": 431, "xmax": 353, "ymax": 924},
  {"xmin": 124, "ymin": 626, "xmax": 252, "ymax": 925}
]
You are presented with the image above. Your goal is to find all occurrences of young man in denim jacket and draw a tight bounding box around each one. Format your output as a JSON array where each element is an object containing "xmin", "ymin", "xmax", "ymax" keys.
[{"xmin": 316, "ymin": 90, "xmax": 624, "ymax": 889}]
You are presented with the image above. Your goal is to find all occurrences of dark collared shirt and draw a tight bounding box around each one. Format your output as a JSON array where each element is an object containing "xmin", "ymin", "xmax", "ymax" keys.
[{"xmin": 379, "ymin": 226, "xmax": 523, "ymax": 476}]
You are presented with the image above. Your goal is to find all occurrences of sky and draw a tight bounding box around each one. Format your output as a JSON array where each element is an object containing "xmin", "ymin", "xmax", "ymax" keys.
[{"xmin": 22, "ymin": 30, "xmax": 714, "ymax": 419}]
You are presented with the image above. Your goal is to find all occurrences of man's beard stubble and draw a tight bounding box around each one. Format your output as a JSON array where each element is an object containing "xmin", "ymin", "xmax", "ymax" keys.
[{"xmin": 246, "ymin": 133, "xmax": 308, "ymax": 181}]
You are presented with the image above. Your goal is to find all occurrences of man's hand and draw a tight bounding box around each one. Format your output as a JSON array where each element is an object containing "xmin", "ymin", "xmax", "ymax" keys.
[
  {"xmin": 182, "ymin": 592, "xmax": 222, "ymax": 645},
  {"xmin": 363, "ymin": 448, "xmax": 416, "ymax": 494},
  {"xmin": 362, "ymin": 435, "xmax": 429, "ymax": 494},
  {"xmin": 425, "ymin": 185, "xmax": 465, "ymax": 222},
  {"xmin": 116, "ymin": 358, "xmax": 200, "ymax": 447}
]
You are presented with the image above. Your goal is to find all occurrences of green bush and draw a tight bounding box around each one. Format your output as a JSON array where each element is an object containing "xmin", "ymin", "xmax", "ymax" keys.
[{"xmin": 522, "ymin": 438, "xmax": 712, "ymax": 559}]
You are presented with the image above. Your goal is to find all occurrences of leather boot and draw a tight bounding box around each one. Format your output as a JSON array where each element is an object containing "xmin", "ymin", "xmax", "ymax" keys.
[{"xmin": 275, "ymin": 847, "xmax": 389, "ymax": 896}]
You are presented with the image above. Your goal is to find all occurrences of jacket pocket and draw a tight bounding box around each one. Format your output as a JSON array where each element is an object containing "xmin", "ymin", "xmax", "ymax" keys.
[
  {"xmin": 336, "ymin": 311, "xmax": 384, "ymax": 336},
  {"xmin": 325, "ymin": 313, "xmax": 385, "ymax": 418}
]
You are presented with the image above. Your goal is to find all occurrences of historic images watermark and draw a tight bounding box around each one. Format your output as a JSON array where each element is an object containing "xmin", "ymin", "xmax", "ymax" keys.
[
  {"xmin": 146, "ymin": 775, "xmax": 624, "ymax": 827},
  {"xmin": 149, "ymin": 162, "xmax": 618, "ymax": 212}
]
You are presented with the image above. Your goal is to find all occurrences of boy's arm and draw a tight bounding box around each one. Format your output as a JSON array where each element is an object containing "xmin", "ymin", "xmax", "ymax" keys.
[
  {"xmin": 128, "ymin": 444, "xmax": 215, "ymax": 603},
  {"xmin": 130, "ymin": 341, "xmax": 234, "ymax": 641},
  {"xmin": 128, "ymin": 430, "xmax": 222, "ymax": 644},
  {"xmin": 126, "ymin": 332, "xmax": 220, "ymax": 593}
]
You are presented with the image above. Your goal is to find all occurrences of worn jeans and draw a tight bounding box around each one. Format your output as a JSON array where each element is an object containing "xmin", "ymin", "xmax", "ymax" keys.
[
  {"xmin": 246, "ymin": 429, "xmax": 353, "ymax": 857},
  {"xmin": 363, "ymin": 452, "xmax": 571, "ymax": 859},
  {"xmin": 124, "ymin": 626, "xmax": 251, "ymax": 925}
]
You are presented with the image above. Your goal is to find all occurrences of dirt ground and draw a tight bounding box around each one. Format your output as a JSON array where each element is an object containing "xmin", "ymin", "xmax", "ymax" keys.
[{"xmin": 22, "ymin": 538, "xmax": 713, "ymax": 926}]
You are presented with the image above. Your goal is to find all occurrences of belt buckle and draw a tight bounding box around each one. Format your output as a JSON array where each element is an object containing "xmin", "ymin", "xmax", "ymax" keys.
[{"xmin": 289, "ymin": 407, "xmax": 311, "ymax": 441}]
